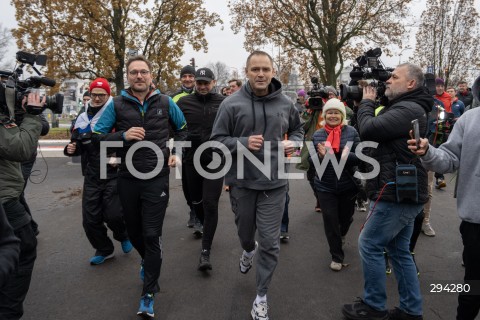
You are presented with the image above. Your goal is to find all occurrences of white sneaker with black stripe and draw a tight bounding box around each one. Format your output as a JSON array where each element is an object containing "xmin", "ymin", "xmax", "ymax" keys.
[{"xmin": 239, "ymin": 241, "xmax": 258, "ymax": 274}]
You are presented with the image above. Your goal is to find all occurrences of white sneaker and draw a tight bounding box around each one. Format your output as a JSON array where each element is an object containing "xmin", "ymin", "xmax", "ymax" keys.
[
  {"xmin": 330, "ymin": 261, "xmax": 342, "ymax": 271},
  {"xmin": 251, "ymin": 300, "xmax": 269, "ymax": 320},
  {"xmin": 240, "ymin": 241, "xmax": 258, "ymax": 274},
  {"xmin": 422, "ymin": 223, "xmax": 436, "ymax": 237}
]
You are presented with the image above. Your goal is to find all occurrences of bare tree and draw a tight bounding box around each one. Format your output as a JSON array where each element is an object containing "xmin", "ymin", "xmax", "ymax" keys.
[
  {"xmin": 205, "ymin": 61, "xmax": 231, "ymax": 87},
  {"xmin": 413, "ymin": 0, "xmax": 480, "ymax": 86},
  {"xmin": 229, "ymin": 0, "xmax": 412, "ymax": 86},
  {"xmin": 0, "ymin": 24, "xmax": 13, "ymax": 68}
]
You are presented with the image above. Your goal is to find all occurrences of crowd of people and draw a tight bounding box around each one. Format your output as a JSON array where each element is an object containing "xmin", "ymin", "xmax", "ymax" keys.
[{"xmin": 0, "ymin": 50, "xmax": 479, "ymax": 320}]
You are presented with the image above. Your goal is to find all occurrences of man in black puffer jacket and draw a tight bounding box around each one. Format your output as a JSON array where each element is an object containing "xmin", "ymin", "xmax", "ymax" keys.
[{"xmin": 343, "ymin": 63, "xmax": 433, "ymax": 320}]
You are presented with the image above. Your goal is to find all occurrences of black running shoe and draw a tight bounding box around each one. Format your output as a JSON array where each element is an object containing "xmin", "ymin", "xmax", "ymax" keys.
[
  {"xmin": 198, "ymin": 250, "xmax": 212, "ymax": 271},
  {"xmin": 342, "ymin": 298, "xmax": 388, "ymax": 320},
  {"xmin": 389, "ymin": 307, "xmax": 423, "ymax": 319}
]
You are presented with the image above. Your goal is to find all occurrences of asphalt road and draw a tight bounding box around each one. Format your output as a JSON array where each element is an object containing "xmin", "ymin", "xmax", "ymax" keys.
[{"xmin": 21, "ymin": 157, "xmax": 466, "ymax": 320}]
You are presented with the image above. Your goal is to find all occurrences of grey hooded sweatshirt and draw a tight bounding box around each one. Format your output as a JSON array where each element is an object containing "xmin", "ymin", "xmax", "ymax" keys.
[
  {"xmin": 420, "ymin": 107, "xmax": 480, "ymax": 224},
  {"xmin": 210, "ymin": 78, "xmax": 304, "ymax": 190}
]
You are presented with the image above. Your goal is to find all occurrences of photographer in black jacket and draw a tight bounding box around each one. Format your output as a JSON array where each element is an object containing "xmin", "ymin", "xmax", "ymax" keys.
[
  {"xmin": 343, "ymin": 63, "xmax": 432, "ymax": 320},
  {"xmin": 0, "ymin": 91, "xmax": 44, "ymax": 319}
]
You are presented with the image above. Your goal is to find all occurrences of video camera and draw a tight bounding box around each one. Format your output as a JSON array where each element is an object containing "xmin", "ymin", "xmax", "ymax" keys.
[
  {"xmin": 306, "ymin": 77, "xmax": 327, "ymax": 110},
  {"xmin": 339, "ymin": 48, "xmax": 394, "ymax": 101},
  {"xmin": 0, "ymin": 51, "xmax": 64, "ymax": 119},
  {"xmin": 339, "ymin": 48, "xmax": 437, "ymax": 102}
]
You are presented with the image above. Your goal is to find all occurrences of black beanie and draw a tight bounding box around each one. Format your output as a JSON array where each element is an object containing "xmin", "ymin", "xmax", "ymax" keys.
[
  {"xmin": 83, "ymin": 91, "xmax": 91, "ymax": 97},
  {"xmin": 180, "ymin": 65, "xmax": 195, "ymax": 77}
]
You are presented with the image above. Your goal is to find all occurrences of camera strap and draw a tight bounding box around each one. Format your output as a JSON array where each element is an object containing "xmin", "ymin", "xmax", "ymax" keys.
[{"xmin": 5, "ymin": 80, "xmax": 16, "ymax": 120}]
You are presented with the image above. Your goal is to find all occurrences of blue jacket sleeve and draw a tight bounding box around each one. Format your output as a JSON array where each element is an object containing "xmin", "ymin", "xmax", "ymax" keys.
[
  {"xmin": 92, "ymin": 100, "xmax": 124, "ymax": 142},
  {"xmin": 93, "ymin": 99, "xmax": 116, "ymax": 135}
]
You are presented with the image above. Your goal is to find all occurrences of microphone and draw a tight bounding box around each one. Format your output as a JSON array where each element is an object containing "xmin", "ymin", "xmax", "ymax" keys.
[{"xmin": 31, "ymin": 76, "xmax": 56, "ymax": 87}]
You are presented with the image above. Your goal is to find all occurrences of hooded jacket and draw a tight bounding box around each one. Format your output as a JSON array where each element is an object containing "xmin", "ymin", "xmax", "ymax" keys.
[
  {"xmin": 420, "ymin": 107, "xmax": 480, "ymax": 223},
  {"xmin": 357, "ymin": 87, "xmax": 433, "ymax": 203},
  {"xmin": 210, "ymin": 78, "xmax": 304, "ymax": 190}
]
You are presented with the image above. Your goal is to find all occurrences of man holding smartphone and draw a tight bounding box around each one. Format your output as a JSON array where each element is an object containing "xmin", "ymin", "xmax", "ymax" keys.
[
  {"xmin": 342, "ymin": 63, "xmax": 433, "ymax": 320},
  {"xmin": 408, "ymin": 78, "xmax": 480, "ymax": 319}
]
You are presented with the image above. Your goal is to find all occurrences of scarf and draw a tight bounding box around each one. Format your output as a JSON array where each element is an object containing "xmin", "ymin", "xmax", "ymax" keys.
[
  {"xmin": 74, "ymin": 96, "xmax": 113, "ymax": 131},
  {"xmin": 324, "ymin": 124, "xmax": 342, "ymax": 153}
]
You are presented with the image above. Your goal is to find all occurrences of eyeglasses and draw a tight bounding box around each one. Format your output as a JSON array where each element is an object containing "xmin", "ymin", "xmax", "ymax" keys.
[
  {"xmin": 91, "ymin": 93, "xmax": 107, "ymax": 99},
  {"xmin": 129, "ymin": 70, "xmax": 151, "ymax": 76}
]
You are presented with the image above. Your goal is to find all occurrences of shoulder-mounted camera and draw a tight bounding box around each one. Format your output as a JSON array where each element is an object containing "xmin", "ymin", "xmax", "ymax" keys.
[{"xmin": 0, "ymin": 51, "xmax": 64, "ymax": 121}]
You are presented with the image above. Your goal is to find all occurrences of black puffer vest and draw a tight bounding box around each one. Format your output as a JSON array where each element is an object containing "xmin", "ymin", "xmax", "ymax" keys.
[{"xmin": 113, "ymin": 92, "xmax": 170, "ymax": 178}]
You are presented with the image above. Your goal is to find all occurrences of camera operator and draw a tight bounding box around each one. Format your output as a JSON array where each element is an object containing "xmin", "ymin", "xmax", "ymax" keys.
[
  {"xmin": 342, "ymin": 63, "xmax": 432, "ymax": 320},
  {"xmin": 0, "ymin": 91, "xmax": 44, "ymax": 319}
]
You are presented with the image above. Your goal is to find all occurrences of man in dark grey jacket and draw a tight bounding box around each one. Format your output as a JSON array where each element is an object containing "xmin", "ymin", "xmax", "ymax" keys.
[{"xmin": 210, "ymin": 50, "xmax": 303, "ymax": 320}]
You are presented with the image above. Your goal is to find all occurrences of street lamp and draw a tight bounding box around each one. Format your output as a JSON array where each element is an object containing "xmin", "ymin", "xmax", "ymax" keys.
[{"xmin": 398, "ymin": 47, "xmax": 413, "ymax": 64}]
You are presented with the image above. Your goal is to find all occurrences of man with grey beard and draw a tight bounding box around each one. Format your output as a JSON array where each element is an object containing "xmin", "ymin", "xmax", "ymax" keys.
[{"xmin": 342, "ymin": 63, "xmax": 433, "ymax": 320}]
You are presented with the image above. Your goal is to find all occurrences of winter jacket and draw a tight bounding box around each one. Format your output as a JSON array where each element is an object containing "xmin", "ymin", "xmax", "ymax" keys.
[
  {"xmin": 434, "ymin": 92, "xmax": 452, "ymax": 113},
  {"xmin": 451, "ymin": 99, "xmax": 465, "ymax": 118},
  {"xmin": 0, "ymin": 113, "xmax": 41, "ymax": 229},
  {"xmin": 65, "ymin": 100, "xmax": 118, "ymax": 179},
  {"xmin": 177, "ymin": 91, "xmax": 225, "ymax": 165},
  {"xmin": 210, "ymin": 78, "xmax": 304, "ymax": 190},
  {"xmin": 311, "ymin": 125, "xmax": 360, "ymax": 194},
  {"xmin": 171, "ymin": 87, "xmax": 194, "ymax": 103},
  {"xmin": 420, "ymin": 107, "xmax": 480, "ymax": 223},
  {"xmin": 0, "ymin": 114, "xmax": 41, "ymax": 202},
  {"xmin": 456, "ymin": 90, "xmax": 473, "ymax": 109},
  {"xmin": 93, "ymin": 89, "xmax": 187, "ymax": 179},
  {"xmin": 357, "ymin": 87, "xmax": 433, "ymax": 203}
]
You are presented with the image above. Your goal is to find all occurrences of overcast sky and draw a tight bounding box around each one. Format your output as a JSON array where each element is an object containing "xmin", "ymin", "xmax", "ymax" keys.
[{"xmin": 1, "ymin": 0, "xmax": 479, "ymax": 79}]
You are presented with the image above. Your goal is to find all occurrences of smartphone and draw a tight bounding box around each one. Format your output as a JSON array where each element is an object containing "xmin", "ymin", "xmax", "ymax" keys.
[{"xmin": 411, "ymin": 119, "xmax": 420, "ymax": 148}]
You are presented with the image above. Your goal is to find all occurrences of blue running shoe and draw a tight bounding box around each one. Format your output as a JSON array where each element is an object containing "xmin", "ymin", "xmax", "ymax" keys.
[
  {"xmin": 121, "ymin": 239, "xmax": 133, "ymax": 253},
  {"xmin": 140, "ymin": 260, "xmax": 144, "ymax": 282},
  {"xmin": 137, "ymin": 293, "xmax": 154, "ymax": 318},
  {"xmin": 89, "ymin": 253, "xmax": 114, "ymax": 265}
]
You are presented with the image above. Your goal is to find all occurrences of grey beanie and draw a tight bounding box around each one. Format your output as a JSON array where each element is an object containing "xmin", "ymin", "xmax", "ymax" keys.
[{"xmin": 325, "ymin": 86, "xmax": 338, "ymax": 96}]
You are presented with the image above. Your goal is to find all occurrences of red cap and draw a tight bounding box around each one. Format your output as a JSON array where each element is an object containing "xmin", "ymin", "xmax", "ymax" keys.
[{"xmin": 89, "ymin": 78, "xmax": 111, "ymax": 95}]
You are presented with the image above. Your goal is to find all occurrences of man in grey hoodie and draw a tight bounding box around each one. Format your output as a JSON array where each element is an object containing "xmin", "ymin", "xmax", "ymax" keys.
[
  {"xmin": 210, "ymin": 50, "xmax": 304, "ymax": 320},
  {"xmin": 408, "ymin": 79, "xmax": 480, "ymax": 320}
]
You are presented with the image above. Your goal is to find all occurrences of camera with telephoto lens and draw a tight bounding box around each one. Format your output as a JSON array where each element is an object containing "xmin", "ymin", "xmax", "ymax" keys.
[
  {"xmin": 0, "ymin": 51, "xmax": 64, "ymax": 119},
  {"xmin": 339, "ymin": 48, "xmax": 394, "ymax": 101},
  {"xmin": 306, "ymin": 76, "xmax": 327, "ymax": 110}
]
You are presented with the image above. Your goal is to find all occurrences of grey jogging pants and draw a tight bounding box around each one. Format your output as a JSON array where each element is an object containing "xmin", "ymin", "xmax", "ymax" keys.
[{"xmin": 229, "ymin": 185, "xmax": 287, "ymax": 296}]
